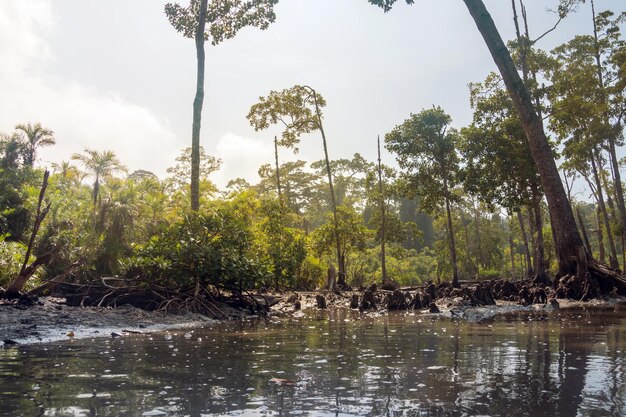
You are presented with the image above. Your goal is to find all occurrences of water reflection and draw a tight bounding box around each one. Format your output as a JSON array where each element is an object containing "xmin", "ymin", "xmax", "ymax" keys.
[{"xmin": 1, "ymin": 307, "xmax": 626, "ymax": 416}]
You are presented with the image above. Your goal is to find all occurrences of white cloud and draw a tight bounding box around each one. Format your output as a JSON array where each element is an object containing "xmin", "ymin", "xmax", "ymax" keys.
[{"xmin": 0, "ymin": 1, "xmax": 179, "ymax": 177}]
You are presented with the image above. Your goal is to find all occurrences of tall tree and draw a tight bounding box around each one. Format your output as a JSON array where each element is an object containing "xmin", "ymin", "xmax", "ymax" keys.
[
  {"xmin": 165, "ymin": 0, "xmax": 278, "ymax": 211},
  {"xmin": 461, "ymin": 72, "xmax": 548, "ymax": 283},
  {"xmin": 368, "ymin": 0, "xmax": 624, "ymax": 293},
  {"xmin": 549, "ymin": 6, "xmax": 626, "ymax": 268},
  {"xmin": 386, "ymin": 107, "xmax": 462, "ymax": 288},
  {"xmin": 248, "ymin": 85, "xmax": 348, "ymax": 287},
  {"xmin": 14, "ymin": 122, "xmax": 55, "ymax": 167}
]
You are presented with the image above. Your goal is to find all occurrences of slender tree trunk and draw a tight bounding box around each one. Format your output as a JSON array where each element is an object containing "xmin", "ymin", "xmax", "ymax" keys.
[
  {"xmin": 461, "ymin": 213, "xmax": 477, "ymax": 277},
  {"xmin": 444, "ymin": 187, "xmax": 460, "ymax": 288},
  {"xmin": 509, "ymin": 228, "xmax": 516, "ymax": 279},
  {"xmin": 274, "ymin": 136, "xmax": 282, "ymax": 199},
  {"xmin": 312, "ymin": 90, "xmax": 345, "ymax": 287},
  {"xmin": 377, "ymin": 135, "xmax": 389, "ymax": 286},
  {"xmin": 517, "ymin": 210, "xmax": 533, "ymax": 277},
  {"xmin": 464, "ymin": 0, "xmax": 585, "ymax": 278},
  {"xmin": 531, "ymin": 185, "xmax": 548, "ymax": 284},
  {"xmin": 597, "ymin": 207, "xmax": 606, "ymax": 263},
  {"xmin": 591, "ymin": 151, "xmax": 619, "ymax": 269},
  {"xmin": 190, "ymin": 0, "xmax": 208, "ymax": 212},
  {"xmin": 601, "ymin": 168, "xmax": 622, "ymax": 269},
  {"xmin": 576, "ymin": 207, "xmax": 593, "ymax": 256},
  {"xmin": 474, "ymin": 203, "xmax": 484, "ymax": 269}
]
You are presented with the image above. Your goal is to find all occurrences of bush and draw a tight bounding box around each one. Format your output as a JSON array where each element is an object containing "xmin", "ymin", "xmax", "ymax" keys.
[
  {"xmin": 0, "ymin": 235, "xmax": 25, "ymax": 287},
  {"xmin": 122, "ymin": 209, "xmax": 267, "ymax": 292}
]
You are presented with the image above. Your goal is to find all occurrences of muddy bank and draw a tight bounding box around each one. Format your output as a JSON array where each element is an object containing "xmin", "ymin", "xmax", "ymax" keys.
[
  {"xmin": 5, "ymin": 284, "xmax": 626, "ymax": 347},
  {"xmin": 270, "ymin": 289, "xmax": 626, "ymax": 322},
  {"xmin": 0, "ymin": 297, "xmax": 219, "ymax": 346}
]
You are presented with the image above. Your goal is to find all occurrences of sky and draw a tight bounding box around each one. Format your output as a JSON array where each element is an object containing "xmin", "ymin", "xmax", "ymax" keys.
[{"xmin": 0, "ymin": 0, "xmax": 624, "ymax": 190}]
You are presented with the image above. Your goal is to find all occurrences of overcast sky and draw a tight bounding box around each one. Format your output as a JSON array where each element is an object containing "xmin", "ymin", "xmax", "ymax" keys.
[{"xmin": 0, "ymin": 0, "xmax": 624, "ymax": 189}]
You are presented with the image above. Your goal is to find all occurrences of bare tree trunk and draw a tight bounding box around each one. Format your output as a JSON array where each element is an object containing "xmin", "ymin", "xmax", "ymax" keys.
[
  {"xmin": 444, "ymin": 188, "xmax": 460, "ymax": 288},
  {"xmin": 464, "ymin": 0, "xmax": 585, "ymax": 278},
  {"xmin": 377, "ymin": 135, "xmax": 389, "ymax": 286},
  {"xmin": 312, "ymin": 90, "xmax": 345, "ymax": 288},
  {"xmin": 531, "ymin": 185, "xmax": 549, "ymax": 284},
  {"xmin": 576, "ymin": 207, "xmax": 593, "ymax": 256},
  {"xmin": 597, "ymin": 206, "xmax": 606, "ymax": 263},
  {"xmin": 517, "ymin": 210, "xmax": 533, "ymax": 277},
  {"xmin": 591, "ymin": 151, "xmax": 619, "ymax": 269},
  {"xmin": 274, "ymin": 136, "xmax": 282, "ymax": 199},
  {"xmin": 509, "ymin": 229, "xmax": 516, "ymax": 279},
  {"xmin": 190, "ymin": 0, "xmax": 208, "ymax": 211}
]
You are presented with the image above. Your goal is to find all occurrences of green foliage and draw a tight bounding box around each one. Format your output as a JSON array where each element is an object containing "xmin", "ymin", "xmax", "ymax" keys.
[
  {"xmin": 166, "ymin": 146, "xmax": 222, "ymax": 191},
  {"xmin": 256, "ymin": 198, "xmax": 307, "ymax": 289},
  {"xmin": 123, "ymin": 204, "xmax": 266, "ymax": 292},
  {"xmin": 0, "ymin": 235, "xmax": 25, "ymax": 287},
  {"xmin": 247, "ymin": 85, "xmax": 326, "ymax": 151},
  {"xmin": 311, "ymin": 206, "xmax": 370, "ymax": 261},
  {"xmin": 385, "ymin": 106, "xmax": 460, "ymax": 211},
  {"xmin": 164, "ymin": 0, "xmax": 279, "ymax": 45}
]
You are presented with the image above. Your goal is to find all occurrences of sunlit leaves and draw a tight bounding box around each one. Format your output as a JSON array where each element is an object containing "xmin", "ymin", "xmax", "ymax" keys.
[
  {"xmin": 164, "ymin": 0, "xmax": 279, "ymax": 45},
  {"xmin": 247, "ymin": 85, "xmax": 326, "ymax": 152}
]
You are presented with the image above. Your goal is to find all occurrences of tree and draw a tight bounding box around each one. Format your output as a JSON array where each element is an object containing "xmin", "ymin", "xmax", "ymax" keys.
[
  {"xmin": 248, "ymin": 85, "xmax": 348, "ymax": 287},
  {"xmin": 71, "ymin": 149, "xmax": 127, "ymax": 213},
  {"xmin": 549, "ymin": 6, "xmax": 626, "ymax": 269},
  {"xmin": 311, "ymin": 206, "xmax": 370, "ymax": 286},
  {"xmin": 165, "ymin": 0, "xmax": 278, "ymax": 211},
  {"xmin": 371, "ymin": 0, "xmax": 621, "ymax": 288},
  {"xmin": 386, "ymin": 107, "xmax": 462, "ymax": 287},
  {"xmin": 461, "ymin": 72, "xmax": 549, "ymax": 283},
  {"xmin": 166, "ymin": 146, "xmax": 222, "ymax": 191},
  {"xmin": 14, "ymin": 122, "xmax": 55, "ymax": 167}
]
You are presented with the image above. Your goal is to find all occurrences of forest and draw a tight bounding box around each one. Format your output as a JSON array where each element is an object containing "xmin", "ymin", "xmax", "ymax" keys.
[{"xmin": 0, "ymin": 0, "xmax": 625, "ymax": 308}]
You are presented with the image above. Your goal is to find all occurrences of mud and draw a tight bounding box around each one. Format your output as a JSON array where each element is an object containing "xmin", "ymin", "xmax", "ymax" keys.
[{"xmin": 0, "ymin": 297, "xmax": 216, "ymax": 346}]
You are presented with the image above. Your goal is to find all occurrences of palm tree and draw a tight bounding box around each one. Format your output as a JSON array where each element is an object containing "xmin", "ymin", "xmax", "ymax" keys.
[
  {"xmin": 71, "ymin": 149, "xmax": 127, "ymax": 210},
  {"xmin": 51, "ymin": 160, "xmax": 84, "ymax": 191},
  {"xmin": 15, "ymin": 122, "xmax": 55, "ymax": 166}
]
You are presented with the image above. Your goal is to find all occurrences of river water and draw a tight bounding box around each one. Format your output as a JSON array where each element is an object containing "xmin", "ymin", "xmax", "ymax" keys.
[{"xmin": 1, "ymin": 306, "xmax": 626, "ymax": 416}]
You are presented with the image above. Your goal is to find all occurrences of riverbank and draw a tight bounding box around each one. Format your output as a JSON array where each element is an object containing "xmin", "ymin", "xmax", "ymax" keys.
[
  {"xmin": 0, "ymin": 297, "xmax": 218, "ymax": 345},
  {"xmin": 3, "ymin": 291, "xmax": 626, "ymax": 347}
]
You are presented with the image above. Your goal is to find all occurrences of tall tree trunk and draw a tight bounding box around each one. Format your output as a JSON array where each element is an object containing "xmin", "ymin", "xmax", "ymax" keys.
[
  {"xmin": 509, "ymin": 228, "xmax": 516, "ymax": 279},
  {"xmin": 274, "ymin": 136, "xmax": 282, "ymax": 199},
  {"xmin": 576, "ymin": 207, "xmax": 593, "ymax": 256},
  {"xmin": 377, "ymin": 135, "xmax": 389, "ymax": 286},
  {"xmin": 597, "ymin": 207, "xmax": 606, "ymax": 263},
  {"xmin": 591, "ymin": 150, "xmax": 619, "ymax": 269},
  {"xmin": 517, "ymin": 210, "xmax": 533, "ymax": 277},
  {"xmin": 190, "ymin": 0, "xmax": 208, "ymax": 212},
  {"xmin": 461, "ymin": 213, "xmax": 477, "ymax": 277},
  {"xmin": 312, "ymin": 90, "xmax": 345, "ymax": 288},
  {"xmin": 464, "ymin": 0, "xmax": 585, "ymax": 277},
  {"xmin": 531, "ymin": 184, "xmax": 549, "ymax": 284},
  {"xmin": 444, "ymin": 186, "xmax": 460, "ymax": 288}
]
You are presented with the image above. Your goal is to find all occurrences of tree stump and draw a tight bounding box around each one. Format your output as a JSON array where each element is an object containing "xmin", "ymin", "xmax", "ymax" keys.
[
  {"xmin": 359, "ymin": 289, "xmax": 377, "ymax": 310},
  {"xmin": 315, "ymin": 294, "xmax": 327, "ymax": 309},
  {"xmin": 429, "ymin": 302, "xmax": 440, "ymax": 313},
  {"xmin": 349, "ymin": 294, "xmax": 359, "ymax": 309},
  {"xmin": 387, "ymin": 289, "xmax": 407, "ymax": 310}
]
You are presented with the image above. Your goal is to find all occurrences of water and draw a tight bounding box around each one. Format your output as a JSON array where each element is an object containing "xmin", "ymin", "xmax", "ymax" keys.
[{"xmin": 1, "ymin": 307, "xmax": 626, "ymax": 416}]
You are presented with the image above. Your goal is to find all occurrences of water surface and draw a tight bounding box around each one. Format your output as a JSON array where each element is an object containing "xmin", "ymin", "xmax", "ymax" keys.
[{"xmin": 1, "ymin": 307, "xmax": 626, "ymax": 416}]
